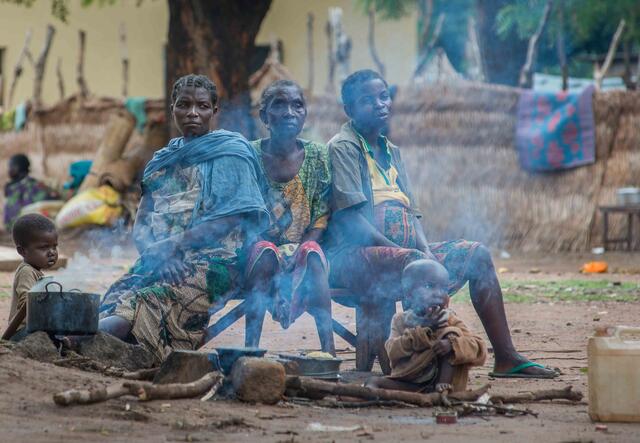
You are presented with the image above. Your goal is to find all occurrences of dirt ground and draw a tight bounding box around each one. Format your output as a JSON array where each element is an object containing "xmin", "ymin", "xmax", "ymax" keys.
[{"xmin": 0, "ymin": 240, "xmax": 639, "ymax": 442}]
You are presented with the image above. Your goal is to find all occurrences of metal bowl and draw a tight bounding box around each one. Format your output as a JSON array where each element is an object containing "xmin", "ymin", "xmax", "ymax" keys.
[{"xmin": 278, "ymin": 353, "xmax": 343, "ymax": 379}]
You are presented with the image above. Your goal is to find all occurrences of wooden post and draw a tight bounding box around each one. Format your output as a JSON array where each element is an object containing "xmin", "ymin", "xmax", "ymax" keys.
[
  {"xmin": 518, "ymin": 0, "xmax": 553, "ymax": 89},
  {"xmin": 325, "ymin": 16, "xmax": 335, "ymax": 93},
  {"xmin": 77, "ymin": 30, "xmax": 90, "ymax": 98},
  {"xmin": 413, "ymin": 13, "xmax": 445, "ymax": 79},
  {"xmin": 33, "ymin": 24, "xmax": 56, "ymax": 107},
  {"xmin": 56, "ymin": 57, "xmax": 65, "ymax": 100},
  {"xmin": 8, "ymin": 29, "xmax": 33, "ymax": 108},
  {"xmin": 622, "ymin": 40, "xmax": 632, "ymax": 90},
  {"xmin": 594, "ymin": 20, "xmax": 626, "ymax": 90},
  {"xmin": 368, "ymin": 7, "xmax": 386, "ymax": 77},
  {"xmin": 465, "ymin": 16, "xmax": 485, "ymax": 82},
  {"xmin": 417, "ymin": 0, "xmax": 434, "ymax": 54},
  {"xmin": 119, "ymin": 23, "xmax": 129, "ymax": 97},
  {"xmin": 556, "ymin": 5, "xmax": 568, "ymax": 91},
  {"xmin": 307, "ymin": 13, "xmax": 314, "ymax": 93}
]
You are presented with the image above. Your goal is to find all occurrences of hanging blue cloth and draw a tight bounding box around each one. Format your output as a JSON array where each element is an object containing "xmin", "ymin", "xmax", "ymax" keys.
[
  {"xmin": 124, "ymin": 96, "xmax": 147, "ymax": 132},
  {"xmin": 14, "ymin": 102, "xmax": 27, "ymax": 131},
  {"xmin": 64, "ymin": 160, "xmax": 93, "ymax": 190}
]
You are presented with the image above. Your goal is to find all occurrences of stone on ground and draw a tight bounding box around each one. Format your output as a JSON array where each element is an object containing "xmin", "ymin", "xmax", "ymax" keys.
[
  {"xmin": 78, "ymin": 331, "xmax": 154, "ymax": 371},
  {"xmin": 14, "ymin": 331, "xmax": 58, "ymax": 362},
  {"xmin": 153, "ymin": 350, "xmax": 220, "ymax": 384},
  {"xmin": 231, "ymin": 357, "xmax": 285, "ymax": 404}
]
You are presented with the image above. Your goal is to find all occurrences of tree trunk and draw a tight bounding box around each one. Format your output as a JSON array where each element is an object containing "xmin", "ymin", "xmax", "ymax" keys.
[
  {"xmin": 475, "ymin": 0, "xmax": 528, "ymax": 86},
  {"xmin": 165, "ymin": 0, "xmax": 272, "ymax": 138}
]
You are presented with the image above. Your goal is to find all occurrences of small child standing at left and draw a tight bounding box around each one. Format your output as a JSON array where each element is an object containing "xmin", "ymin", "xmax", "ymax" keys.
[{"xmin": 2, "ymin": 214, "xmax": 58, "ymax": 341}]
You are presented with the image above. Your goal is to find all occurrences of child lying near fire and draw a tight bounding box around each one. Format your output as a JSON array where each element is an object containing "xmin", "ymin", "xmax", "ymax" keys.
[
  {"xmin": 366, "ymin": 259, "xmax": 487, "ymax": 393},
  {"xmin": 2, "ymin": 214, "xmax": 58, "ymax": 341}
]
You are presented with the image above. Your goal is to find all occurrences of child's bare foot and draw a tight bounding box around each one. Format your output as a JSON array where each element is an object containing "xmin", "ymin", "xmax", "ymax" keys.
[{"xmin": 435, "ymin": 383, "xmax": 452, "ymax": 394}]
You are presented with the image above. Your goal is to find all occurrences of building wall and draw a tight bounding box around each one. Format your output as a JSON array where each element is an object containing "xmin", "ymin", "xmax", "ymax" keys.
[
  {"xmin": 0, "ymin": 0, "xmax": 167, "ymax": 106},
  {"xmin": 257, "ymin": 0, "xmax": 418, "ymax": 95},
  {"xmin": 0, "ymin": 0, "xmax": 416, "ymax": 107}
]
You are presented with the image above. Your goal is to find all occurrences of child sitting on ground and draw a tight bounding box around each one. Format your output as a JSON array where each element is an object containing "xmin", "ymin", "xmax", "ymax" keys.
[
  {"xmin": 366, "ymin": 259, "xmax": 487, "ymax": 393},
  {"xmin": 2, "ymin": 214, "xmax": 58, "ymax": 341}
]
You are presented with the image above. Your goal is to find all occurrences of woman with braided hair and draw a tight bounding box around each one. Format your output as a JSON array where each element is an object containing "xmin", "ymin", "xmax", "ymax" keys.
[
  {"xmin": 99, "ymin": 74, "xmax": 268, "ymax": 363},
  {"xmin": 244, "ymin": 80, "xmax": 335, "ymax": 355}
]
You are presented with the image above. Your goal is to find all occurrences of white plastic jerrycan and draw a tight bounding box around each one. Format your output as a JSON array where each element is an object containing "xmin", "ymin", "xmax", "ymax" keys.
[{"xmin": 588, "ymin": 326, "xmax": 640, "ymax": 422}]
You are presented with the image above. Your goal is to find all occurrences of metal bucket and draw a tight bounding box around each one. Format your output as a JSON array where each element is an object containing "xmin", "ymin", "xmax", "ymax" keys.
[
  {"xmin": 26, "ymin": 281, "xmax": 100, "ymax": 335},
  {"xmin": 616, "ymin": 188, "xmax": 640, "ymax": 206}
]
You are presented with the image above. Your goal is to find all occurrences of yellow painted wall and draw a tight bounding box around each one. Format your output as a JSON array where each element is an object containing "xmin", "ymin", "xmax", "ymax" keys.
[
  {"xmin": 257, "ymin": 0, "xmax": 418, "ymax": 95},
  {"xmin": 0, "ymin": 0, "xmax": 167, "ymax": 106},
  {"xmin": 0, "ymin": 0, "xmax": 416, "ymax": 107}
]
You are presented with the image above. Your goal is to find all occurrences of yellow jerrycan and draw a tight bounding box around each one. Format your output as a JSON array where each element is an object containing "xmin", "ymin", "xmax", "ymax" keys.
[{"xmin": 588, "ymin": 326, "xmax": 640, "ymax": 422}]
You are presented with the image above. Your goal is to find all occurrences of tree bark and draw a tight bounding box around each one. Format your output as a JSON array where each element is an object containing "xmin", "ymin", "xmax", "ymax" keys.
[
  {"xmin": 476, "ymin": 0, "xmax": 528, "ymax": 86},
  {"xmin": 165, "ymin": 0, "xmax": 272, "ymax": 138}
]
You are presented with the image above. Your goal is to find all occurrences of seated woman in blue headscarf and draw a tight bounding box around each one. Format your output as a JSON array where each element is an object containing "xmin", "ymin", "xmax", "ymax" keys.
[{"xmin": 99, "ymin": 74, "xmax": 268, "ymax": 363}]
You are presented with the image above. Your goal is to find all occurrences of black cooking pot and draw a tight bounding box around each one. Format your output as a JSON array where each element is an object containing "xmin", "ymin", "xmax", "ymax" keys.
[{"xmin": 26, "ymin": 280, "xmax": 100, "ymax": 335}]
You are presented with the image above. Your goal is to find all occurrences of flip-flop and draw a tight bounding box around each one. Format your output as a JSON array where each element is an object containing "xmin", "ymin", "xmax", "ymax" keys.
[{"xmin": 488, "ymin": 361, "xmax": 558, "ymax": 379}]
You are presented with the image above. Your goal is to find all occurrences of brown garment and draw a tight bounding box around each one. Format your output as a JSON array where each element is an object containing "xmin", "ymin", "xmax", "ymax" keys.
[
  {"xmin": 8, "ymin": 262, "xmax": 44, "ymax": 330},
  {"xmin": 385, "ymin": 310, "xmax": 487, "ymax": 392},
  {"xmin": 325, "ymin": 122, "xmax": 421, "ymax": 254}
]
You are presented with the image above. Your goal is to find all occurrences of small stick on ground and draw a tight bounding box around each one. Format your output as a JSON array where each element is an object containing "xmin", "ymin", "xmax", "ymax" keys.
[
  {"xmin": 285, "ymin": 376, "xmax": 490, "ymax": 407},
  {"xmin": 490, "ymin": 386, "xmax": 582, "ymax": 404},
  {"xmin": 316, "ymin": 398, "xmax": 418, "ymax": 409},
  {"xmin": 455, "ymin": 401, "xmax": 539, "ymax": 418}
]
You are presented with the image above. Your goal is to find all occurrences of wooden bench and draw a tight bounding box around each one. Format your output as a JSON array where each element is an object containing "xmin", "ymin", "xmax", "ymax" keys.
[
  {"xmin": 599, "ymin": 205, "xmax": 640, "ymax": 251},
  {"xmin": 204, "ymin": 288, "xmax": 395, "ymax": 374}
]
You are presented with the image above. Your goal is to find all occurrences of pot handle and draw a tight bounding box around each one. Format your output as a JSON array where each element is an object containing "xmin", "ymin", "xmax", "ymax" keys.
[{"xmin": 45, "ymin": 281, "xmax": 63, "ymax": 294}]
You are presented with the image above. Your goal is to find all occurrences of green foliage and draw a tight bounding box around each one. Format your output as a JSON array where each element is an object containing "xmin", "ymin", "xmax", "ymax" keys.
[
  {"xmin": 497, "ymin": 0, "xmax": 640, "ymax": 46},
  {"xmin": 355, "ymin": 0, "xmax": 418, "ymax": 20},
  {"xmin": 1, "ymin": 0, "xmax": 68, "ymax": 21},
  {"xmin": 1, "ymin": 0, "xmax": 144, "ymax": 22}
]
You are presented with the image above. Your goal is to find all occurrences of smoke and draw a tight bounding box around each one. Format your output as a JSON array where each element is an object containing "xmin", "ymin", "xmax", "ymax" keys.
[{"xmin": 52, "ymin": 226, "xmax": 136, "ymax": 295}]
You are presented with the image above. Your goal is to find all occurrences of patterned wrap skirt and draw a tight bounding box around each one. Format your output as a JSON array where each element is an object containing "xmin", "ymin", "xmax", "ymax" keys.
[
  {"xmin": 245, "ymin": 240, "xmax": 328, "ymax": 329},
  {"xmin": 329, "ymin": 201, "xmax": 480, "ymax": 300},
  {"xmin": 100, "ymin": 249, "xmax": 240, "ymax": 364}
]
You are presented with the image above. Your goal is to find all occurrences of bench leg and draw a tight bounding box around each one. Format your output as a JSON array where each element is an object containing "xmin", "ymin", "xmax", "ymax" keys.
[
  {"xmin": 628, "ymin": 213, "xmax": 633, "ymax": 251},
  {"xmin": 355, "ymin": 304, "xmax": 376, "ymax": 371},
  {"xmin": 245, "ymin": 295, "xmax": 267, "ymax": 348},
  {"xmin": 602, "ymin": 211, "xmax": 609, "ymax": 251},
  {"xmin": 373, "ymin": 299, "xmax": 395, "ymax": 375}
]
